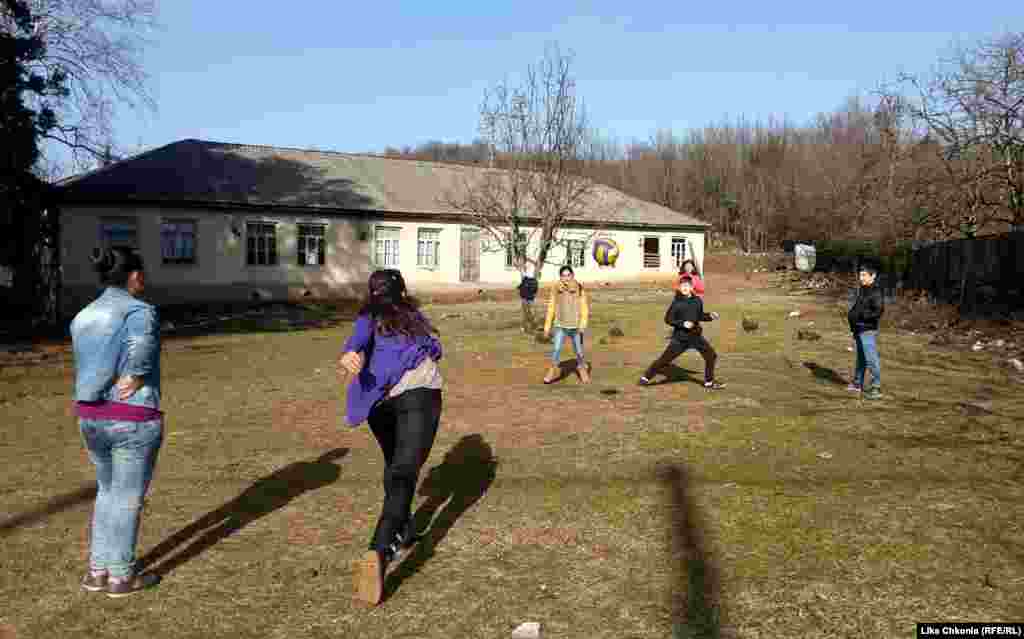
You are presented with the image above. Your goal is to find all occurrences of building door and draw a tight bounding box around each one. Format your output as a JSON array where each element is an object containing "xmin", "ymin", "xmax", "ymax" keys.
[{"xmin": 460, "ymin": 226, "xmax": 481, "ymax": 282}]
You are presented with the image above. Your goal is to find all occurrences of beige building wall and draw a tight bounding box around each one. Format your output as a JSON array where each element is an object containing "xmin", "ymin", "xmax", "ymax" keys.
[{"xmin": 60, "ymin": 205, "xmax": 705, "ymax": 313}]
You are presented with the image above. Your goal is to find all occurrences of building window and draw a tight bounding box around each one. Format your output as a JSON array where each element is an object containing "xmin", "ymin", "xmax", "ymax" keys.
[
  {"xmin": 297, "ymin": 224, "xmax": 326, "ymax": 266},
  {"xmin": 161, "ymin": 220, "xmax": 196, "ymax": 265},
  {"xmin": 417, "ymin": 228, "xmax": 441, "ymax": 269},
  {"xmin": 643, "ymin": 236, "xmax": 661, "ymax": 268},
  {"xmin": 505, "ymin": 231, "xmax": 527, "ymax": 268},
  {"xmin": 671, "ymin": 237, "xmax": 688, "ymax": 269},
  {"xmin": 566, "ymin": 239, "xmax": 585, "ymax": 268},
  {"xmin": 246, "ymin": 222, "xmax": 278, "ymax": 266},
  {"xmin": 375, "ymin": 226, "xmax": 400, "ymax": 267},
  {"xmin": 99, "ymin": 218, "xmax": 138, "ymax": 250}
]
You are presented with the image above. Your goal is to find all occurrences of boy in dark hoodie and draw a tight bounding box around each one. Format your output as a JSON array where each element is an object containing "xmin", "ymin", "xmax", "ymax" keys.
[
  {"xmin": 847, "ymin": 262, "xmax": 885, "ymax": 399},
  {"xmin": 639, "ymin": 276, "xmax": 725, "ymax": 390}
]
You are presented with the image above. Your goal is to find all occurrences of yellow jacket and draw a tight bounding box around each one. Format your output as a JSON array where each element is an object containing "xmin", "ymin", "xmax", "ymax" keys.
[{"xmin": 544, "ymin": 280, "xmax": 589, "ymax": 333}]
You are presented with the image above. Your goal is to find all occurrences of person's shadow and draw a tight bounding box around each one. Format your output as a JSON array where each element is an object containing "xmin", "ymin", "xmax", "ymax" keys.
[
  {"xmin": 383, "ymin": 434, "xmax": 497, "ymax": 601},
  {"xmin": 803, "ymin": 361, "xmax": 847, "ymax": 386},
  {"xmin": 139, "ymin": 448, "xmax": 348, "ymax": 576},
  {"xmin": 646, "ymin": 364, "xmax": 701, "ymax": 386}
]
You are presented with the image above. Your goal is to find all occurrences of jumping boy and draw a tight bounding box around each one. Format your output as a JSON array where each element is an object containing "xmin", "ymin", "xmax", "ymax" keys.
[
  {"xmin": 640, "ymin": 275, "xmax": 725, "ymax": 390},
  {"xmin": 847, "ymin": 262, "xmax": 884, "ymax": 399}
]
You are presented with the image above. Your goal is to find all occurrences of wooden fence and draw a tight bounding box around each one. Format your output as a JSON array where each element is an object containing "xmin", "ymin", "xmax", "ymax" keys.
[{"xmin": 907, "ymin": 232, "xmax": 1024, "ymax": 311}]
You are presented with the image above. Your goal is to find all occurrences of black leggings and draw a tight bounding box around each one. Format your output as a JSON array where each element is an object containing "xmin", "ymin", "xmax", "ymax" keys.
[
  {"xmin": 366, "ymin": 387, "xmax": 443, "ymax": 552},
  {"xmin": 644, "ymin": 335, "xmax": 717, "ymax": 382}
]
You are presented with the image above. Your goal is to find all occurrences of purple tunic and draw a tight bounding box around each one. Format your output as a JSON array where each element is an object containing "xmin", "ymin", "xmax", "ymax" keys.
[{"xmin": 341, "ymin": 314, "xmax": 443, "ymax": 426}]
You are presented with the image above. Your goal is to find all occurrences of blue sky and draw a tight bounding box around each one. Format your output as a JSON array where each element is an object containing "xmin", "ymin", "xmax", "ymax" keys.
[{"xmin": 77, "ymin": 1, "xmax": 1021, "ymax": 159}]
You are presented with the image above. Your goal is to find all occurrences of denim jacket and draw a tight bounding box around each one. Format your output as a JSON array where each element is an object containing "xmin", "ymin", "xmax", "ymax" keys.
[{"xmin": 70, "ymin": 287, "xmax": 161, "ymax": 409}]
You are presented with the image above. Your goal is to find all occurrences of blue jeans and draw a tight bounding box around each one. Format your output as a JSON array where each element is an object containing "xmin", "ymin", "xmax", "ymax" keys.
[
  {"xmin": 79, "ymin": 418, "xmax": 163, "ymax": 578},
  {"xmin": 853, "ymin": 331, "xmax": 881, "ymax": 389},
  {"xmin": 551, "ymin": 327, "xmax": 585, "ymax": 364}
]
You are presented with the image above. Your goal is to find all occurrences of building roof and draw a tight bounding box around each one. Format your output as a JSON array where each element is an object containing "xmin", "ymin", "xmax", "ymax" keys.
[{"xmin": 57, "ymin": 139, "xmax": 710, "ymax": 230}]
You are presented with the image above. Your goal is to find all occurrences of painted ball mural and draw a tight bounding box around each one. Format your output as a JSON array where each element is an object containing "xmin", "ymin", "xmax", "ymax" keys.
[{"xmin": 592, "ymin": 237, "xmax": 620, "ymax": 267}]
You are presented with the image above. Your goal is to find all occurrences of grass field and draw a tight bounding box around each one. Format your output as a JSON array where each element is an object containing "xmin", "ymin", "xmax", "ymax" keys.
[{"xmin": 1, "ymin": 272, "xmax": 1022, "ymax": 638}]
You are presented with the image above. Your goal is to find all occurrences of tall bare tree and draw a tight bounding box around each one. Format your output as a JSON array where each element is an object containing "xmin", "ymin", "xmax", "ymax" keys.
[
  {"xmin": 443, "ymin": 45, "xmax": 608, "ymax": 330},
  {"xmin": 3, "ymin": 0, "xmax": 159, "ymax": 172}
]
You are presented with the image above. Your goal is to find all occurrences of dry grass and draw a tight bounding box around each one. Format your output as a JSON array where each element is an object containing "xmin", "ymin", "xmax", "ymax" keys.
[{"xmin": 1, "ymin": 271, "xmax": 1022, "ymax": 638}]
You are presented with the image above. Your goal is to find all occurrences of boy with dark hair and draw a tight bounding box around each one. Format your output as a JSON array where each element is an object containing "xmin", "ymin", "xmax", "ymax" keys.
[
  {"xmin": 639, "ymin": 276, "xmax": 724, "ymax": 390},
  {"xmin": 847, "ymin": 262, "xmax": 885, "ymax": 399}
]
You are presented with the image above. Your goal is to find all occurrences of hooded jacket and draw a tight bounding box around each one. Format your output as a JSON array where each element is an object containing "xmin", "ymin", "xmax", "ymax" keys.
[{"xmin": 544, "ymin": 279, "xmax": 589, "ymax": 333}]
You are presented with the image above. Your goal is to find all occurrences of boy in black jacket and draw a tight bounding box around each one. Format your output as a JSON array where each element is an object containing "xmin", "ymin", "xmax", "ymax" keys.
[
  {"xmin": 639, "ymin": 276, "xmax": 725, "ymax": 390},
  {"xmin": 848, "ymin": 262, "xmax": 885, "ymax": 399}
]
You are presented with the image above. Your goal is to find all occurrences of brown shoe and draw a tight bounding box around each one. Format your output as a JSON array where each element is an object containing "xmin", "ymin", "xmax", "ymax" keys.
[
  {"xmin": 354, "ymin": 550, "xmax": 386, "ymax": 607},
  {"xmin": 542, "ymin": 366, "xmax": 559, "ymax": 384},
  {"xmin": 81, "ymin": 572, "xmax": 108, "ymax": 592},
  {"xmin": 577, "ymin": 362, "xmax": 591, "ymax": 384},
  {"xmin": 106, "ymin": 573, "xmax": 160, "ymax": 598}
]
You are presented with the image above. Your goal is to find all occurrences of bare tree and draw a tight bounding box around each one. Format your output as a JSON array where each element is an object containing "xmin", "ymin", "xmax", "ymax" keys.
[
  {"xmin": 893, "ymin": 32, "xmax": 1024, "ymax": 232},
  {"xmin": 443, "ymin": 45, "xmax": 608, "ymax": 330},
  {"xmin": 5, "ymin": 0, "xmax": 159, "ymax": 172}
]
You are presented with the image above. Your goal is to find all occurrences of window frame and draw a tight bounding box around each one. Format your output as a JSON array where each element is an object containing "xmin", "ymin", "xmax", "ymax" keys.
[
  {"xmin": 416, "ymin": 227, "xmax": 442, "ymax": 270},
  {"xmin": 505, "ymin": 231, "xmax": 528, "ymax": 269},
  {"xmin": 566, "ymin": 238, "xmax": 586, "ymax": 269},
  {"xmin": 374, "ymin": 225, "xmax": 401, "ymax": 268},
  {"xmin": 246, "ymin": 221, "xmax": 279, "ymax": 267},
  {"xmin": 671, "ymin": 237, "xmax": 688, "ymax": 270},
  {"xmin": 98, "ymin": 217, "xmax": 139, "ymax": 251},
  {"xmin": 296, "ymin": 223, "xmax": 327, "ymax": 267},
  {"xmin": 160, "ymin": 218, "xmax": 198, "ymax": 266}
]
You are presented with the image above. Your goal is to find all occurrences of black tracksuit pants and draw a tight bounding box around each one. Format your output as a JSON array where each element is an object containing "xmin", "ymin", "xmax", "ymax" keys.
[
  {"xmin": 366, "ymin": 387, "xmax": 442, "ymax": 553},
  {"xmin": 643, "ymin": 334, "xmax": 717, "ymax": 383}
]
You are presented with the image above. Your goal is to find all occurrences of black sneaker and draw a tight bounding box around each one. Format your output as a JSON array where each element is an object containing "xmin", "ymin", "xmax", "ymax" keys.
[
  {"xmin": 106, "ymin": 573, "xmax": 160, "ymax": 598},
  {"xmin": 703, "ymin": 380, "xmax": 726, "ymax": 390}
]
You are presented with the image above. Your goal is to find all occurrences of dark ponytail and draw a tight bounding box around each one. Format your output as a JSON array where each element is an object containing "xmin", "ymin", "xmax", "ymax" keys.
[
  {"xmin": 91, "ymin": 247, "xmax": 144, "ymax": 287},
  {"xmin": 358, "ymin": 269, "xmax": 437, "ymax": 338}
]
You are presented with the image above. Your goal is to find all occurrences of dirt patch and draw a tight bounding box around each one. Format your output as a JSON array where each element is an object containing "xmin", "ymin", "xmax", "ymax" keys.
[
  {"xmin": 271, "ymin": 399, "xmax": 366, "ymax": 449},
  {"xmin": 0, "ymin": 622, "xmax": 17, "ymax": 639}
]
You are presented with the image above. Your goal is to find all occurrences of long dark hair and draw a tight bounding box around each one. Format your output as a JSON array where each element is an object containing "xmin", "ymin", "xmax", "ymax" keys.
[
  {"xmin": 358, "ymin": 269, "xmax": 437, "ymax": 338},
  {"xmin": 679, "ymin": 259, "xmax": 701, "ymax": 277},
  {"xmin": 91, "ymin": 247, "xmax": 144, "ymax": 287}
]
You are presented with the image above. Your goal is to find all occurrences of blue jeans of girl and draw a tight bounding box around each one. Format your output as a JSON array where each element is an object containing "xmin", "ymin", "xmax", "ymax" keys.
[
  {"xmin": 551, "ymin": 327, "xmax": 585, "ymax": 365},
  {"xmin": 79, "ymin": 418, "xmax": 163, "ymax": 578}
]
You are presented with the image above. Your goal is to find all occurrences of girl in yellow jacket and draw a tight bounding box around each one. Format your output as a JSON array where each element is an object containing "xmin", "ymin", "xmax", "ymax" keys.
[{"xmin": 543, "ymin": 265, "xmax": 590, "ymax": 384}]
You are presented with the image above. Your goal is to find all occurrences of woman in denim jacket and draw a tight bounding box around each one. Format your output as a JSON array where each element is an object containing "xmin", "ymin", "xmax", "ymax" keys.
[{"xmin": 71, "ymin": 248, "xmax": 163, "ymax": 597}]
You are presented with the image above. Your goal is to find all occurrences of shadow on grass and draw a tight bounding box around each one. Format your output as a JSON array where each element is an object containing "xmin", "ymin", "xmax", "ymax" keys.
[
  {"xmin": 0, "ymin": 483, "xmax": 97, "ymax": 536},
  {"xmin": 543, "ymin": 359, "xmax": 591, "ymax": 384},
  {"xmin": 158, "ymin": 302, "xmax": 359, "ymax": 340},
  {"xmin": 646, "ymin": 364, "xmax": 701, "ymax": 386},
  {"xmin": 139, "ymin": 448, "xmax": 349, "ymax": 575},
  {"xmin": 383, "ymin": 434, "xmax": 498, "ymax": 602},
  {"xmin": 662, "ymin": 464, "xmax": 722, "ymax": 639},
  {"xmin": 802, "ymin": 361, "xmax": 848, "ymax": 386}
]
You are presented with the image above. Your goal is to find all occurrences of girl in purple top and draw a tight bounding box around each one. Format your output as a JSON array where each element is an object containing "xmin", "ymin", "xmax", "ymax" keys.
[{"xmin": 338, "ymin": 269, "xmax": 443, "ymax": 606}]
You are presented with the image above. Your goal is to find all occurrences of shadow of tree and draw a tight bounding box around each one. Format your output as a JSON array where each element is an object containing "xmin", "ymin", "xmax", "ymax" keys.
[
  {"xmin": 383, "ymin": 434, "xmax": 498, "ymax": 602},
  {"xmin": 0, "ymin": 483, "xmax": 97, "ymax": 536},
  {"xmin": 662, "ymin": 464, "xmax": 722, "ymax": 639},
  {"xmin": 802, "ymin": 361, "xmax": 847, "ymax": 386},
  {"xmin": 139, "ymin": 448, "xmax": 348, "ymax": 575}
]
